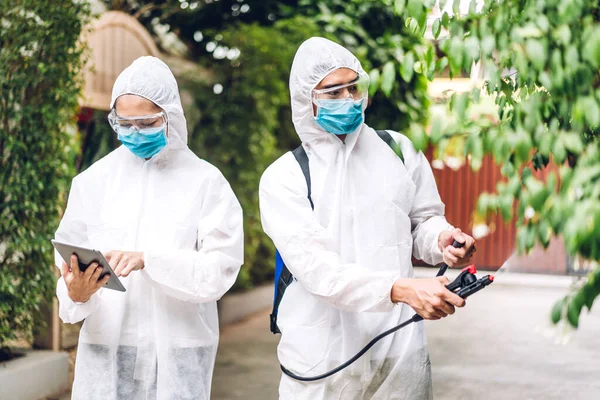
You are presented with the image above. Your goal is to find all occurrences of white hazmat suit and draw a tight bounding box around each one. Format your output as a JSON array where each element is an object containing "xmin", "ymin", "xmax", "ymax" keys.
[
  {"xmin": 259, "ymin": 37, "xmax": 452, "ymax": 399},
  {"xmin": 55, "ymin": 57, "xmax": 243, "ymax": 400}
]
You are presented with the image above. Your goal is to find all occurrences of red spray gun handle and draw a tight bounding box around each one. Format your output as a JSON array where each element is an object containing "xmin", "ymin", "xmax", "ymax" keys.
[
  {"xmin": 413, "ymin": 238, "xmax": 495, "ymax": 322},
  {"xmin": 413, "ymin": 265, "xmax": 494, "ymax": 322}
]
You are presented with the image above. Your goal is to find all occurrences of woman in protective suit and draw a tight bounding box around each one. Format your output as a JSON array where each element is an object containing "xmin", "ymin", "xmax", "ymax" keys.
[
  {"xmin": 55, "ymin": 56, "xmax": 243, "ymax": 399},
  {"xmin": 259, "ymin": 37, "xmax": 476, "ymax": 399}
]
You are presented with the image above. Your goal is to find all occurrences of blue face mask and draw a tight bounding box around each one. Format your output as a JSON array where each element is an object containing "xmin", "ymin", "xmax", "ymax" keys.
[
  {"xmin": 117, "ymin": 126, "xmax": 168, "ymax": 159},
  {"xmin": 314, "ymin": 98, "xmax": 364, "ymax": 136}
]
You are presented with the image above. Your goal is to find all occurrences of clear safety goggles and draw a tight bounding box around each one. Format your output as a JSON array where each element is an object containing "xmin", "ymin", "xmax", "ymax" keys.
[
  {"xmin": 311, "ymin": 71, "xmax": 370, "ymax": 103},
  {"xmin": 108, "ymin": 109, "xmax": 167, "ymax": 135}
]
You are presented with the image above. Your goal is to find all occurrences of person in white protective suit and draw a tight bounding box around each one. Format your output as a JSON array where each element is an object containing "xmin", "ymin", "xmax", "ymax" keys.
[
  {"xmin": 54, "ymin": 56, "xmax": 243, "ymax": 400},
  {"xmin": 259, "ymin": 37, "xmax": 476, "ymax": 399}
]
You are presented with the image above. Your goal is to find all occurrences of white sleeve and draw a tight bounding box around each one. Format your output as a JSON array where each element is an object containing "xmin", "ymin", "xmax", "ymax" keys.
[
  {"xmin": 259, "ymin": 157, "xmax": 398, "ymax": 313},
  {"xmin": 141, "ymin": 171, "xmax": 243, "ymax": 303},
  {"xmin": 54, "ymin": 178, "xmax": 103, "ymax": 324},
  {"xmin": 56, "ymin": 277, "xmax": 103, "ymax": 323},
  {"xmin": 391, "ymin": 133, "xmax": 453, "ymax": 265}
]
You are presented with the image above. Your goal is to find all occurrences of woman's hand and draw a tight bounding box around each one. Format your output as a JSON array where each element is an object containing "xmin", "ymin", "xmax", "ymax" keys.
[
  {"xmin": 104, "ymin": 251, "xmax": 145, "ymax": 277},
  {"xmin": 62, "ymin": 255, "xmax": 110, "ymax": 303}
]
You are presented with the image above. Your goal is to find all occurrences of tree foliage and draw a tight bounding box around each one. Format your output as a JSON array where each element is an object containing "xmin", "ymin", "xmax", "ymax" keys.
[
  {"xmin": 0, "ymin": 1, "xmax": 90, "ymax": 353},
  {"xmin": 181, "ymin": 16, "xmax": 324, "ymax": 289},
  {"xmin": 394, "ymin": 0, "xmax": 600, "ymax": 328}
]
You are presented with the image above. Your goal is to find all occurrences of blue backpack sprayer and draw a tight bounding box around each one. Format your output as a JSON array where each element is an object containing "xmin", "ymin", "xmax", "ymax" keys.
[{"xmin": 270, "ymin": 131, "xmax": 495, "ymax": 381}]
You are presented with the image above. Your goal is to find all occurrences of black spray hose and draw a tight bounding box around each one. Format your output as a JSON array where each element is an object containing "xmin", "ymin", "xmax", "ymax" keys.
[
  {"xmin": 281, "ymin": 240, "xmax": 494, "ymax": 382},
  {"xmin": 280, "ymin": 315, "xmax": 420, "ymax": 381}
]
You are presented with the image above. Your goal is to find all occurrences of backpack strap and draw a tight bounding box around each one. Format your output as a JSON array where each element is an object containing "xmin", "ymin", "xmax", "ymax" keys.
[
  {"xmin": 292, "ymin": 145, "xmax": 314, "ymax": 210},
  {"xmin": 376, "ymin": 130, "xmax": 404, "ymax": 164},
  {"xmin": 270, "ymin": 145, "xmax": 314, "ymax": 334}
]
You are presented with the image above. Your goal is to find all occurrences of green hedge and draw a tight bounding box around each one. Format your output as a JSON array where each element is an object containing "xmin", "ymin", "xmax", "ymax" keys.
[{"xmin": 0, "ymin": 2, "xmax": 90, "ymax": 353}]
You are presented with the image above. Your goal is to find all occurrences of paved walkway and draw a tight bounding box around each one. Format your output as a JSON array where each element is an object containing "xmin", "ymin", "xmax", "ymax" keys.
[{"xmin": 213, "ymin": 282, "xmax": 600, "ymax": 399}]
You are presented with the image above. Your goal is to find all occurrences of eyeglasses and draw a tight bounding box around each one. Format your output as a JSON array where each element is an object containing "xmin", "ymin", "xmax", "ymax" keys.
[
  {"xmin": 311, "ymin": 72, "xmax": 370, "ymax": 103},
  {"xmin": 108, "ymin": 109, "xmax": 167, "ymax": 134}
]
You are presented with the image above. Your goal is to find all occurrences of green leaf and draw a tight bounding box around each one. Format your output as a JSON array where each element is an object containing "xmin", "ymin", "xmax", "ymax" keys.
[
  {"xmin": 432, "ymin": 18, "xmax": 442, "ymax": 40},
  {"xmin": 562, "ymin": 133, "xmax": 584, "ymax": 154},
  {"xmin": 582, "ymin": 282, "xmax": 599, "ymax": 311},
  {"xmin": 430, "ymin": 116, "xmax": 443, "ymax": 143},
  {"xmin": 441, "ymin": 12, "xmax": 449, "ymax": 29},
  {"xmin": 448, "ymin": 39, "xmax": 464, "ymax": 77},
  {"xmin": 481, "ymin": 35, "xmax": 495, "ymax": 56},
  {"xmin": 452, "ymin": 0, "xmax": 460, "ymax": 15},
  {"xmin": 425, "ymin": 45, "xmax": 433, "ymax": 66},
  {"xmin": 408, "ymin": 123, "xmax": 427, "ymax": 151},
  {"xmin": 368, "ymin": 68, "xmax": 380, "ymax": 97},
  {"xmin": 464, "ymin": 36, "xmax": 480, "ymax": 63},
  {"xmin": 468, "ymin": 134, "xmax": 484, "ymax": 171},
  {"xmin": 526, "ymin": 224, "xmax": 536, "ymax": 250},
  {"xmin": 498, "ymin": 195, "xmax": 513, "ymax": 221},
  {"xmin": 393, "ymin": 0, "xmax": 406, "ymax": 14},
  {"xmin": 381, "ymin": 61, "xmax": 396, "ymax": 96},
  {"xmin": 400, "ymin": 52, "xmax": 415, "ymax": 82},
  {"xmin": 514, "ymin": 128, "xmax": 533, "ymax": 164},
  {"xmin": 551, "ymin": 296, "xmax": 565, "ymax": 324},
  {"xmin": 407, "ymin": 0, "xmax": 423, "ymax": 27},
  {"xmin": 406, "ymin": 17, "xmax": 420, "ymax": 35},
  {"xmin": 583, "ymin": 97, "xmax": 600, "ymax": 127},
  {"xmin": 582, "ymin": 28, "xmax": 600, "ymax": 68},
  {"xmin": 525, "ymin": 39, "xmax": 547, "ymax": 70},
  {"xmin": 536, "ymin": 15, "xmax": 550, "ymax": 33},
  {"xmin": 525, "ymin": 177, "xmax": 548, "ymax": 210},
  {"xmin": 538, "ymin": 71, "xmax": 552, "ymax": 90},
  {"xmin": 552, "ymin": 136, "xmax": 567, "ymax": 164},
  {"xmin": 537, "ymin": 220, "xmax": 552, "ymax": 248},
  {"xmin": 567, "ymin": 293, "xmax": 585, "ymax": 328},
  {"xmin": 521, "ymin": 166, "xmax": 533, "ymax": 181},
  {"xmin": 516, "ymin": 226, "xmax": 528, "ymax": 253},
  {"xmin": 507, "ymin": 176, "xmax": 522, "ymax": 196},
  {"xmin": 390, "ymin": 141, "xmax": 405, "ymax": 163},
  {"xmin": 453, "ymin": 92, "xmax": 469, "ymax": 121},
  {"xmin": 553, "ymin": 25, "xmax": 571, "ymax": 46},
  {"xmin": 436, "ymin": 57, "xmax": 448, "ymax": 73}
]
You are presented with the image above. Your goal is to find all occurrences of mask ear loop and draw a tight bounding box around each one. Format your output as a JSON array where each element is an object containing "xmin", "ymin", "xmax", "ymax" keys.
[{"xmin": 161, "ymin": 112, "xmax": 169, "ymax": 138}]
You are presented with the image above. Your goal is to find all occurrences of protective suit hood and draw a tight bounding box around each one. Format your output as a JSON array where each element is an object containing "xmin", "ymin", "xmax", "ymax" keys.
[
  {"xmin": 110, "ymin": 56, "xmax": 187, "ymax": 151},
  {"xmin": 289, "ymin": 37, "xmax": 368, "ymax": 144}
]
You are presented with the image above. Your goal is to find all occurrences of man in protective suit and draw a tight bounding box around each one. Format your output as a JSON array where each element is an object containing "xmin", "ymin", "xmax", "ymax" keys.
[
  {"xmin": 259, "ymin": 37, "xmax": 476, "ymax": 399},
  {"xmin": 55, "ymin": 56, "xmax": 243, "ymax": 399}
]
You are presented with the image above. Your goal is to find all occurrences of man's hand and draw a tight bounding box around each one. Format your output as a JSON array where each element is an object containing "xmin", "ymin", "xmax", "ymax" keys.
[
  {"xmin": 62, "ymin": 255, "xmax": 110, "ymax": 303},
  {"xmin": 391, "ymin": 277, "xmax": 466, "ymax": 320},
  {"xmin": 438, "ymin": 228, "xmax": 476, "ymax": 268},
  {"xmin": 105, "ymin": 251, "xmax": 145, "ymax": 277}
]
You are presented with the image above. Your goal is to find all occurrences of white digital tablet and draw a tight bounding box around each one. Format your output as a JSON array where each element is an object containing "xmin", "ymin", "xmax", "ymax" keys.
[{"xmin": 52, "ymin": 240, "xmax": 126, "ymax": 292}]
